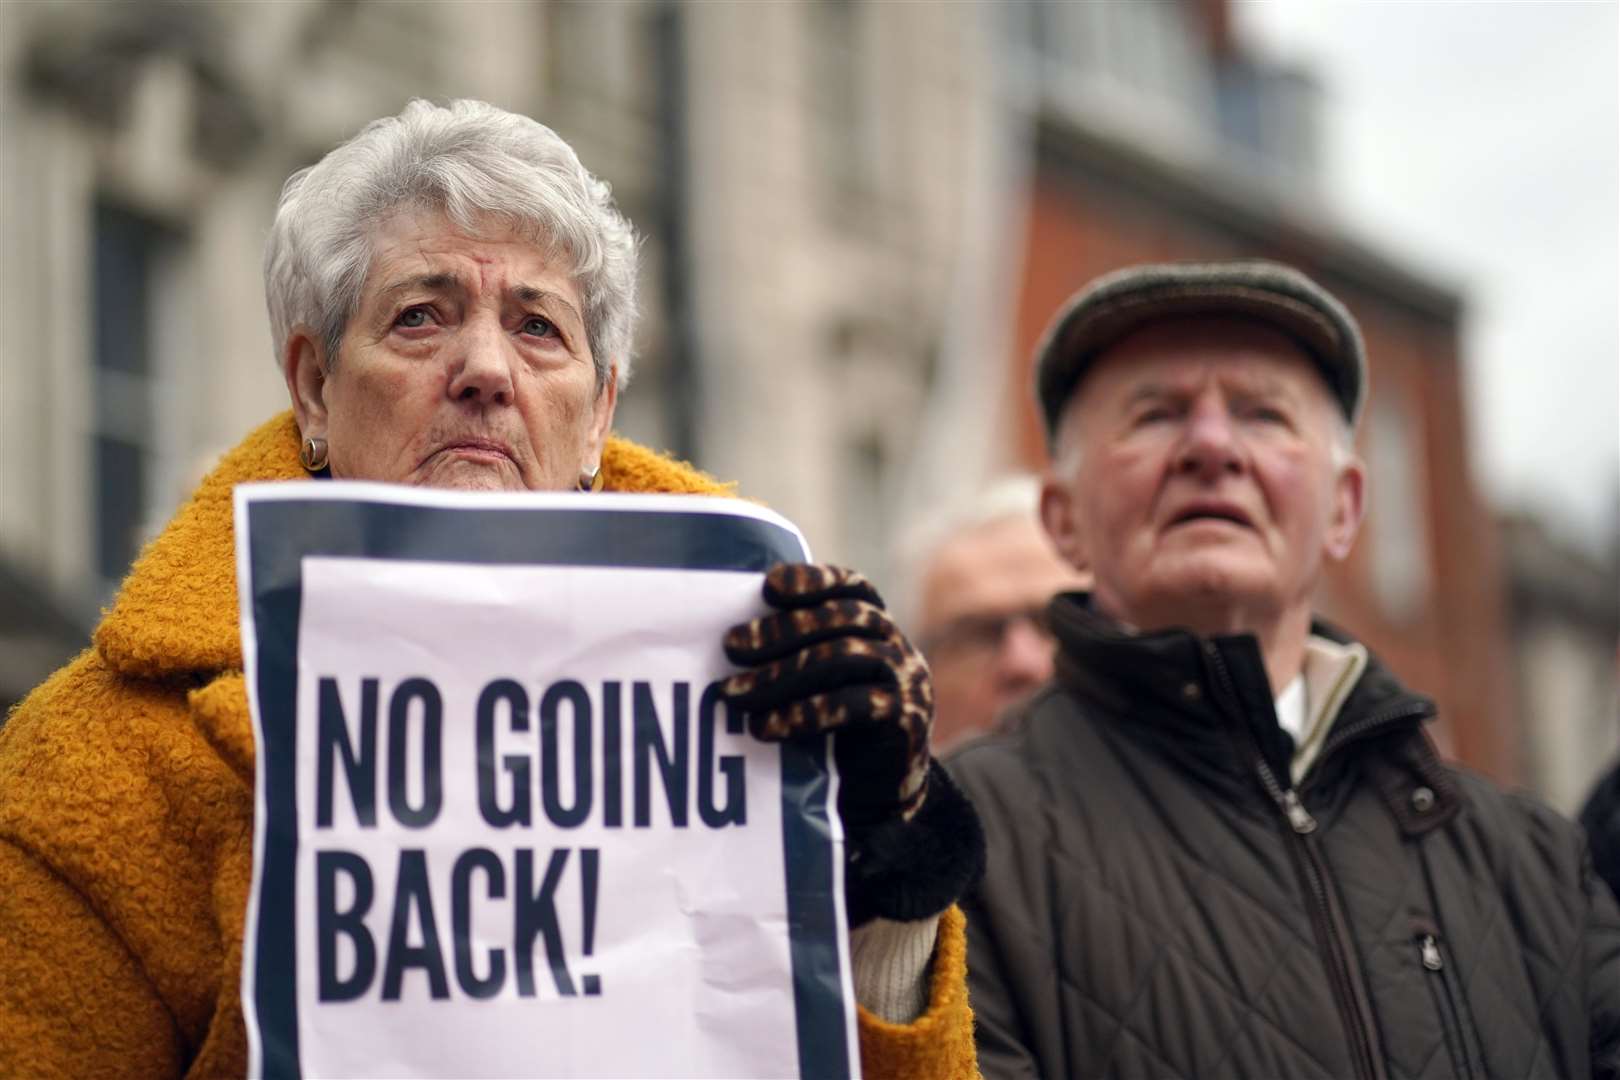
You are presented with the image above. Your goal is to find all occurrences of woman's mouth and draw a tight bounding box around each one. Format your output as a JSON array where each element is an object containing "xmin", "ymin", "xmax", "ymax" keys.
[{"xmin": 438, "ymin": 438, "xmax": 514, "ymax": 463}]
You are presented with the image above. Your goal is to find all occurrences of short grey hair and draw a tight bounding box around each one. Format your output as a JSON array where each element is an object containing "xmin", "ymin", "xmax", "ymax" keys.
[
  {"xmin": 264, "ymin": 99, "xmax": 638, "ymax": 387},
  {"xmin": 891, "ymin": 474, "xmax": 1046, "ymax": 626}
]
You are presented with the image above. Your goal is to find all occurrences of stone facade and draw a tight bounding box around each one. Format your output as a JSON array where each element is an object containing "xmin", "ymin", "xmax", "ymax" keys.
[{"xmin": 0, "ymin": 0, "xmax": 1007, "ymax": 651}]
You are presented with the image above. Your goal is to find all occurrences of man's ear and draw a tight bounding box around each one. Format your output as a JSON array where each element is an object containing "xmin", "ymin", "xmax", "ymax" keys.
[
  {"xmin": 283, "ymin": 328, "xmax": 330, "ymax": 437},
  {"xmin": 1040, "ymin": 473, "xmax": 1090, "ymax": 574},
  {"xmin": 580, "ymin": 362, "xmax": 620, "ymax": 477},
  {"xmin": 1324, "ymin": 456, "xmax": 1366, "ymax": 562}
]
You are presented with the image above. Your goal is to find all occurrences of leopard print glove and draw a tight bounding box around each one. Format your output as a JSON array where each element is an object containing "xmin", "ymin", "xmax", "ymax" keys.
[{"xmin": 721, "ymin": 564, "xmax": 932, "ymax": 832}]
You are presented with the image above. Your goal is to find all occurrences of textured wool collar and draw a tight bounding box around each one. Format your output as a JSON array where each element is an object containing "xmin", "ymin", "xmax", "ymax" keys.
[{"xmin": 93, "ymin": 410, "xmax": 733, "ymax": 680}]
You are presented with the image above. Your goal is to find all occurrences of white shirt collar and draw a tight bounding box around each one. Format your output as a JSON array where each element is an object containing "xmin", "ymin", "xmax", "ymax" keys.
[{"xmin": 1274, "ymin": 674, "xmax": 1308, "ymax": 746}]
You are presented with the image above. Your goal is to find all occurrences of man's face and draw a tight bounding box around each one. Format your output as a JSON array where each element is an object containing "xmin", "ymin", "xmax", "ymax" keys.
[
  {"xmin": 1042, "ymin": 317, "xmax": 1363, "ymax": 636},
  {"xmin": 918, "ymin": 515, "xmax": 1091, "ymax": 752}
]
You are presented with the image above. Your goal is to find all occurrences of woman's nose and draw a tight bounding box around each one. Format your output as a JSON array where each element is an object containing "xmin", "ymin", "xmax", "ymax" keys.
[{"xmin": 447, "ymin": 320, "xmax": 515, "ymax": 405}]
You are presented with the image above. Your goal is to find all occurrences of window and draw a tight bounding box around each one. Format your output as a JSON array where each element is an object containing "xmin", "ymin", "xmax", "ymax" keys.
[
  {"xmin": 1216, "ymin": 58, "xmax": 1321, "ymax": 186},
  {"xmin": 811, "ymin": 0, "xmax": 877, "ymax": 220},
  {"xmin": 1366, "ymin": 392, "xmax": 1432, "ymax": 622},
  {"xmin": 843, "ymin": 430, "xmax": 889, "ymax": 581},
  {"xmin": 91, "ymin": 203, "xmax": 182, "ymax": 597}
]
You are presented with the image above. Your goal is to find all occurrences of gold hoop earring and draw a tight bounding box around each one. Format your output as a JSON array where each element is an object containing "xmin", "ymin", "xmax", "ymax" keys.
[
  {"xmin": 300, "ymin": 436, "xmax": 329, "ymax": 473},
  {"xmin": 577, "ymin": 467, "xmax": 604, "ymax": 493}
]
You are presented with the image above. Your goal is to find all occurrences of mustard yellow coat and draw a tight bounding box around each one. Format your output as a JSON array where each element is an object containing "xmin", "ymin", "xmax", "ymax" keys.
[{"xmin": 0, "ymin": 412, "xmax": 976, "ymax": 1079}]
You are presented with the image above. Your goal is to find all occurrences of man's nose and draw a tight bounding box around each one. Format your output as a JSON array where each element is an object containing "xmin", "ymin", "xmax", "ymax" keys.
[
  {"xmin": 447, "ymin": 318, "xmax": 515, "ymax": 406},
  {"xmin": 1174, "ymin": 399, "xmax": 1243, "ymax": 479}
]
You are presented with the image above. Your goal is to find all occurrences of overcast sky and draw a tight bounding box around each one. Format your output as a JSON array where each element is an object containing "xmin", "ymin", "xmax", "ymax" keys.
[{"xmin": 1235, "ymin": 1, "xmax": 1619, "ymax": 552}]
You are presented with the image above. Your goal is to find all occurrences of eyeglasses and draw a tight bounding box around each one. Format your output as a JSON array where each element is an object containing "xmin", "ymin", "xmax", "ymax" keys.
[{"xmin": 919, "ymin": 606, "xmax": 1054, "ymax": 658}]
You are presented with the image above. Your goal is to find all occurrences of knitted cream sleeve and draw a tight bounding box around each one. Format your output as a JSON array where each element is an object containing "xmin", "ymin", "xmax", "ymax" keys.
[{"xmin": 848, "ymin": 915, "xmax": 940, "ymax": 1023}]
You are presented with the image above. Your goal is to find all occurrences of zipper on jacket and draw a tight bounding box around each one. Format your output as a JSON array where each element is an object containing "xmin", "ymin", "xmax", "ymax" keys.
[
  {"xmin": 1415, "ymin": 932, "xmax": 1482, "ymax": 1080},
  {"xmin": 1203, "ymin": 644, "xmax": 1389, "ymax": 1080}
]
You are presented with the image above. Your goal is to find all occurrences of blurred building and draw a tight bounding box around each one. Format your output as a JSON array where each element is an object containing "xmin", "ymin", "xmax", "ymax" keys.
[
  {"xmin": 0, "ymin": 0, "xmax": 1006, "ymax": 690},
  {"xmin": 1500, "ymin": 512, "xmax": 1620, "ymax": 814},
  {"xmin": 1, "ymin": 0, "xmax": 1532, "ymax": 785}
]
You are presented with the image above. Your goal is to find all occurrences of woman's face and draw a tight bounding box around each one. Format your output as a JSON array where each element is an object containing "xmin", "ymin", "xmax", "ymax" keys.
[{"xmin": 285, "ymin": 209, "xmax": 617, "ymax": 491}]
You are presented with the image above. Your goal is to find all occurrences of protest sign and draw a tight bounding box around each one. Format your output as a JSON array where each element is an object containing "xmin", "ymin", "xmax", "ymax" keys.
[{"xmin": 235, "ymin": 483, "xmax": 861, "ymax": 1079}]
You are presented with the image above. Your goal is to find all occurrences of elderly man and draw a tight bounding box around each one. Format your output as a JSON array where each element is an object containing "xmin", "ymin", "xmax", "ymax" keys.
[
  {"xmin": 901, "ymin": 476, "xmax": 1090, "ymax": 752},
  {"xmin": 949, "ymin": 262, "xmax": 1620, "ymax": 1079}
]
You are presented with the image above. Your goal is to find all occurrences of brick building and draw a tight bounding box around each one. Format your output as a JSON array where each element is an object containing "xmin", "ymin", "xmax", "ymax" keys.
[{"xmin": 1501, "ymin": 512, "xmax": 1620, "ymax": 812}]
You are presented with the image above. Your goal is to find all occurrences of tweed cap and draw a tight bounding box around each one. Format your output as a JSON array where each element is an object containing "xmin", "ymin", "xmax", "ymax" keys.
[{"xmin": 1035, "ymin": 260, "xmax": 1366, "ymax": 443}]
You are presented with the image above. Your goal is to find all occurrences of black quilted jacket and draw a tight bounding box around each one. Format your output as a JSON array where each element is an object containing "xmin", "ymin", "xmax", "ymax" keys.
[
  {"xmin": 1582, "ymin": 759, "xmax": 1620, "ymax": 905},
  {"xmin": 949, "ymin": 595, "xmax": 1620, "ymax": 1079}
]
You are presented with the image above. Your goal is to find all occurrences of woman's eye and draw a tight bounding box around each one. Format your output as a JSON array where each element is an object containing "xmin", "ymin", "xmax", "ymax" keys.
[
  {"xmin": 521, "ymin": 315, "xmax": 556, "ymax": 339},
  {"xmin": 394, "ymin": 306, "xmax": 432, "ymax": 330}
]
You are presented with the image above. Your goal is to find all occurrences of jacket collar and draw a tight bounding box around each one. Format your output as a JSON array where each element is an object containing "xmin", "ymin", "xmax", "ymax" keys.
[
  {"xmin": 94, "ymin": 410, "xmax": 734, "ymax": 680},
  {"xmin": 1047, "ymin": 591, "xmax": 1436, "ymax": 785}
]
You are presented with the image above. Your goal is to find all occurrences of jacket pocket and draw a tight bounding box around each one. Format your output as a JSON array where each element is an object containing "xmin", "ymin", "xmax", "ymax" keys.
[{"xmin": 1413, "ymin": 922, "xmax": 1483, "ymax": 1080}]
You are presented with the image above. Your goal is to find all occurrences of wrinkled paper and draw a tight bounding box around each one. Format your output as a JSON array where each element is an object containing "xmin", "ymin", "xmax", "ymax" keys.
[{"xmin": 235, "ymin": 483, "xmax": 860, "ymax": 1079}]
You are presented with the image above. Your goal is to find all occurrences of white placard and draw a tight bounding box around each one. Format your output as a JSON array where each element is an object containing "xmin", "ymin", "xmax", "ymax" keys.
[{"xmin": 235, "ymin": 484, "xmax": 860, "ymax": 1080}]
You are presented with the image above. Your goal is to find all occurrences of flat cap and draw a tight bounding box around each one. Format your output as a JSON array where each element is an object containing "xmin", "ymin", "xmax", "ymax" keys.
[{"xmin": 1034, "ymin": 260, "xmax": 1366, "ymax": 443}]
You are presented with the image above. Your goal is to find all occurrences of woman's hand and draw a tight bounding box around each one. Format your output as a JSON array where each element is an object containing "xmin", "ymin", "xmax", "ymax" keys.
[{"xmin": 721, "ymin": 564, "xmax": 983, "ymax": 927}]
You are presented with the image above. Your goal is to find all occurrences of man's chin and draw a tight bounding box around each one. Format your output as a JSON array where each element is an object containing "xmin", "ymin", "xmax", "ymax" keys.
[
  {"xmin": 1132, "ymin": 557, "xmax": 1281, "ymax": 618},
  {"xmin": 1166, "ymin": 546, "xmax": 1269, "ymax": 585}
]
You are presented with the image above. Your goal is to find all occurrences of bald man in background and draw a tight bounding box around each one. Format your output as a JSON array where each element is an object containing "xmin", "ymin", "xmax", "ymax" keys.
[{"xmin": 901, "ymin": 477, "xmax": 1091, "ymax": 753}]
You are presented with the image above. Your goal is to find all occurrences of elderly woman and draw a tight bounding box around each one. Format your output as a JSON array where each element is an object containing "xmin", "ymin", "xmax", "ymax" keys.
[{"xmin": 0, "ymin": 100, "xmax": 981, "ymax": 1078}]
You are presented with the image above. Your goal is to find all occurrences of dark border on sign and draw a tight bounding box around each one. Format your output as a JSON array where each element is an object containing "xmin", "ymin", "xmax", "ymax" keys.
[
  {"xmin": 243, "ymin": 497, "xmax": 849, "ymax": 1080},
  {"xmin": 778, "ymin": 738, "xmax": 851, "ymax": 1079}
]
